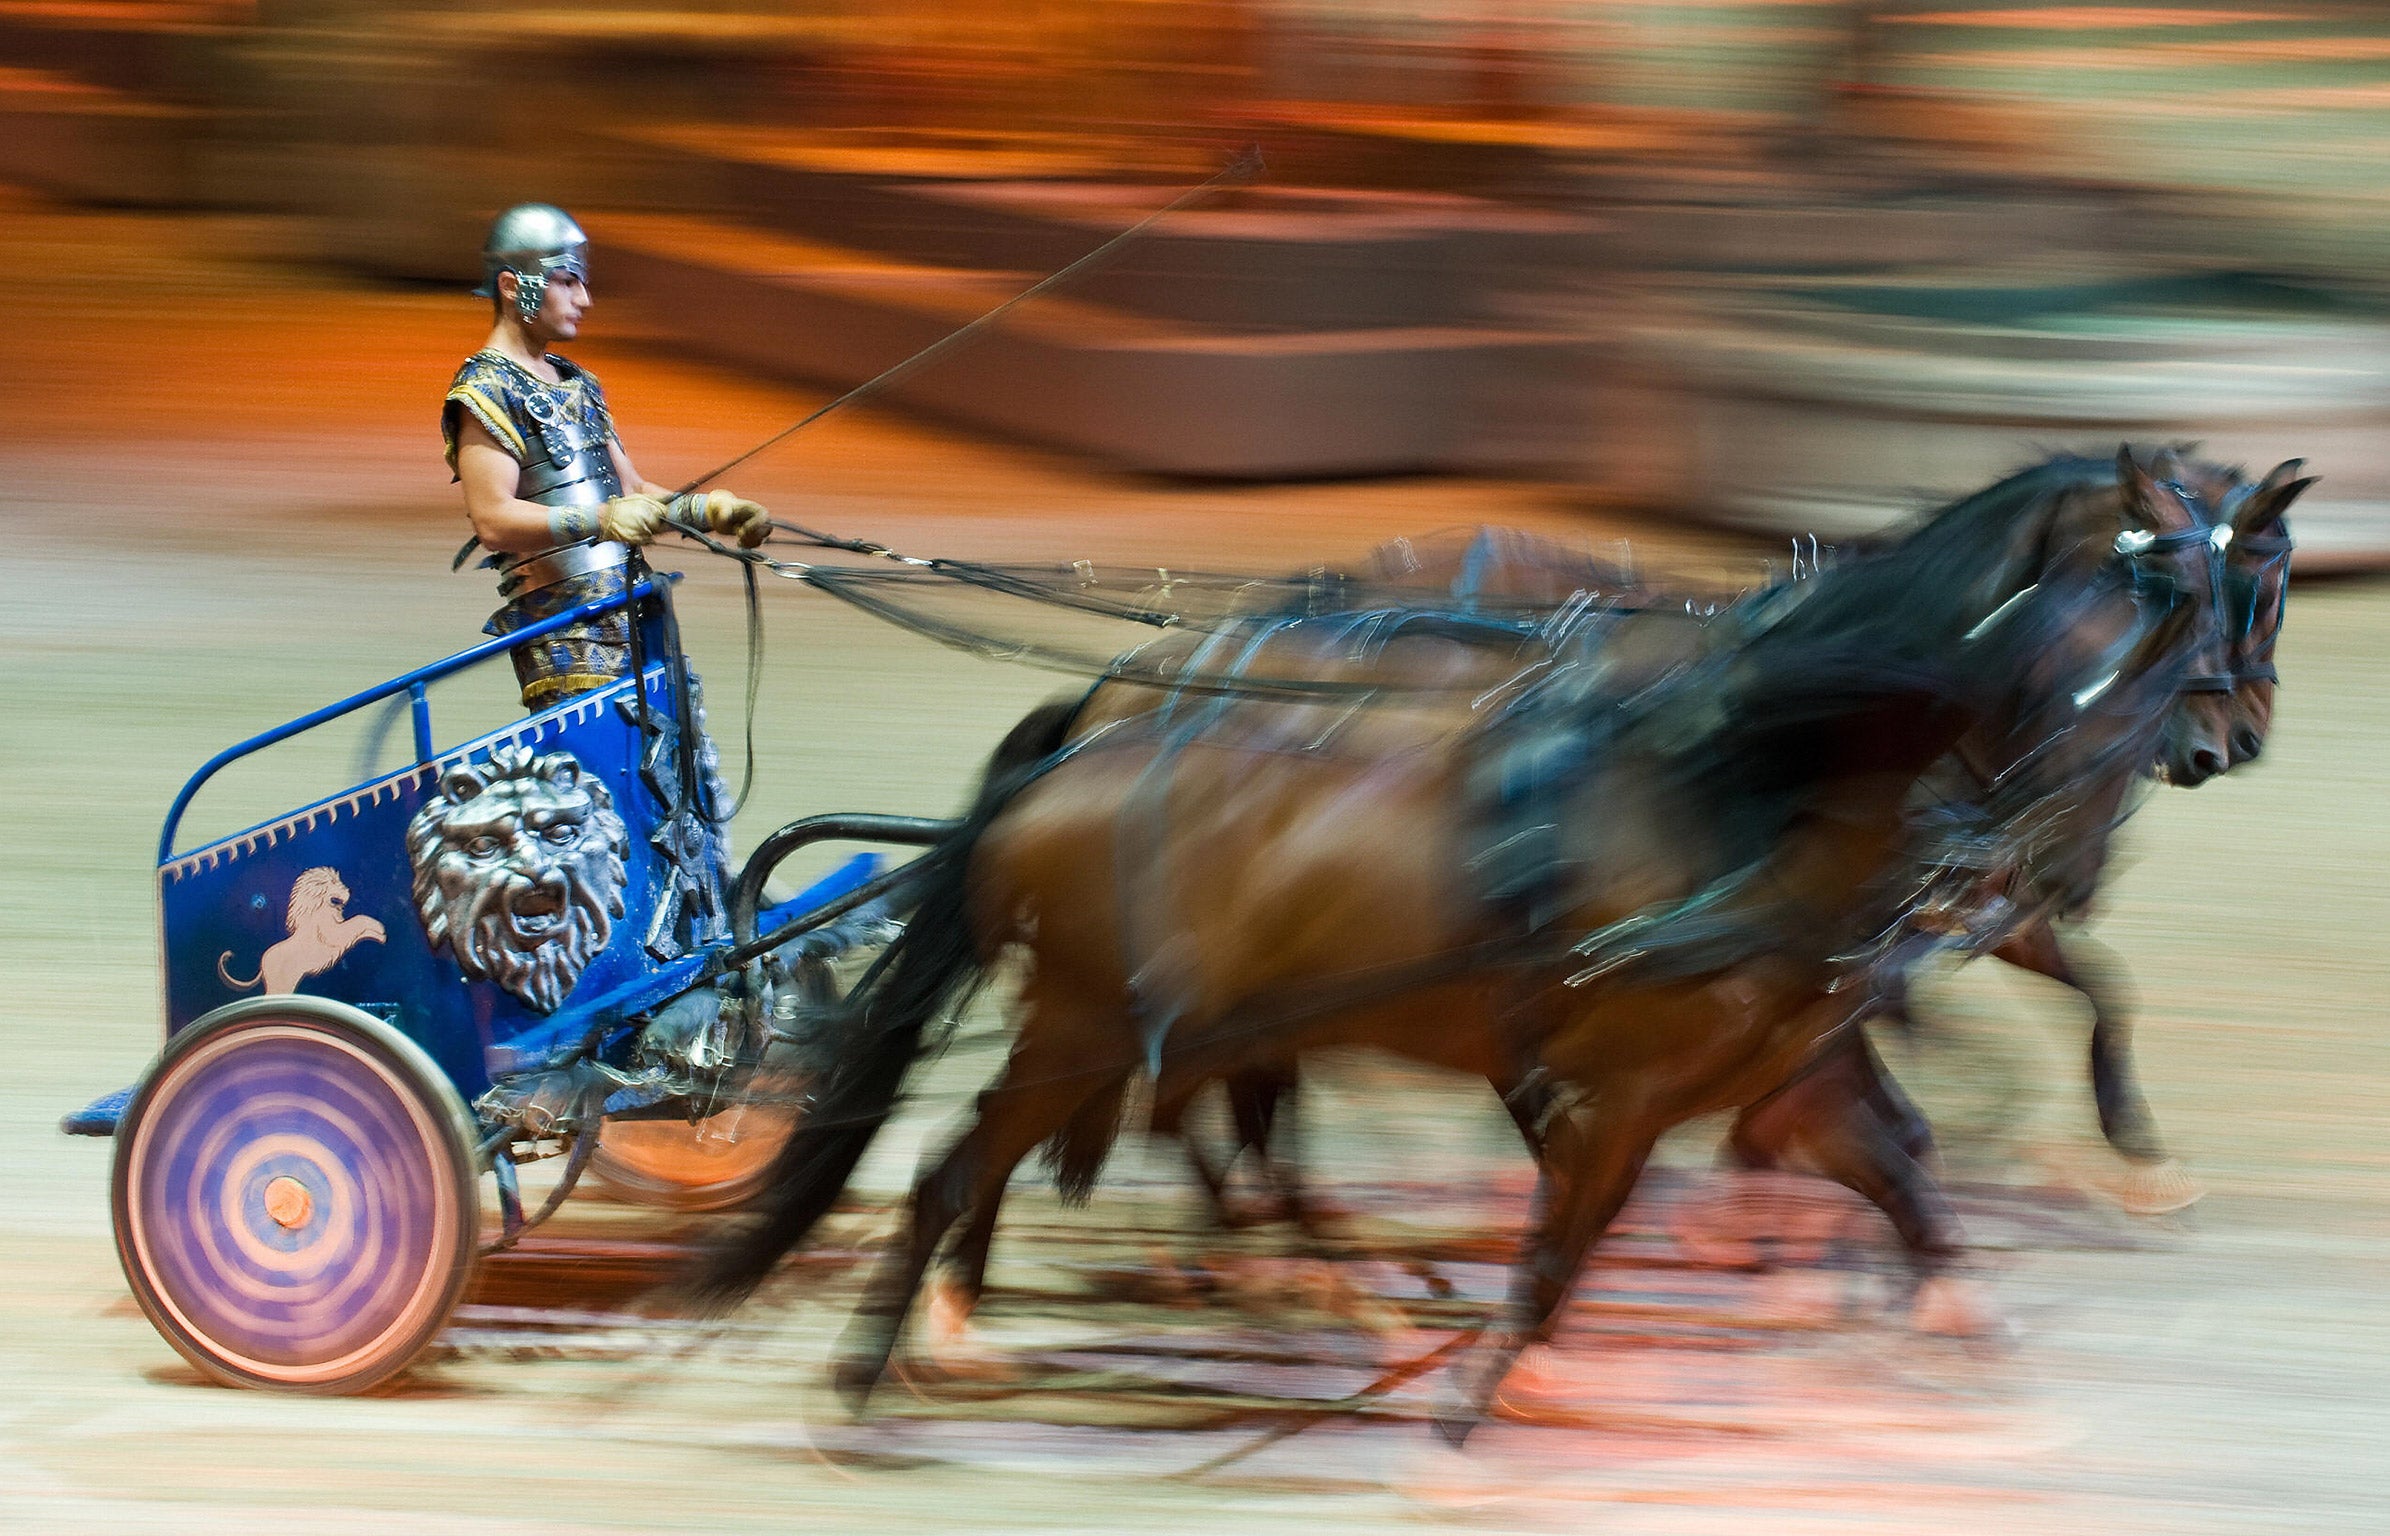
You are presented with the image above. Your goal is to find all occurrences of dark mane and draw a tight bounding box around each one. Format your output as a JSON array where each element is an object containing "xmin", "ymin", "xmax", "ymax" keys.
[{"xmin": 1754, "ymin": 452, "xmax": 2143, "ymax": 664}]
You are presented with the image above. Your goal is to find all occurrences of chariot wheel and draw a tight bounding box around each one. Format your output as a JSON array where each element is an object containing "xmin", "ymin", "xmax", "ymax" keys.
[
  {"xmin": 112, "ymin": 998, "xmax": 480, "ymax": 1395},
  {"xmin": 589, "ymin": 1096, "xmax": 800, "ymax": 1213},
  {"xmin": 588, "ymin": 948, "xmax": 856, "ymax": 1212}
]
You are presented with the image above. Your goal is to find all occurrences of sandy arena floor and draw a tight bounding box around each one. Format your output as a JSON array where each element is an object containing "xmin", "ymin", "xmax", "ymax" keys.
[{"xmin": 2, "ymin": 186, "xmax": 2386, "ymax": 1534}]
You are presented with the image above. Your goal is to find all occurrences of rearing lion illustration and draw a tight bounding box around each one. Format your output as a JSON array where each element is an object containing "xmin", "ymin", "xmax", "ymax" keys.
[
  {"xmin": 405, "ymin": 743, "xmax": 629, "ymax": 1013},
  {"xmin": 218, "ymin": 867, "xmax": 387, "ymax": 995}
]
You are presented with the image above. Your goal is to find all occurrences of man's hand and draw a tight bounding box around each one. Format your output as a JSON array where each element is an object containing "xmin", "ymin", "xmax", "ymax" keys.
[
  {"xmin": 678, "ymin": 489, "xmax": 773, "ymax": 548},
  {"xmin": 596, "ymin": 493, "xmax": 672, "ymax": 545}
]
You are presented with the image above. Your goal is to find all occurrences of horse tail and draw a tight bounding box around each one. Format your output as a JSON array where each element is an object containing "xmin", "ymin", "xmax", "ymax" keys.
[
  {"xmin": 216, "ymin": 952, "xmax": 262, "ymax": 991},
  {"xmin": 690, "ymin": 696, "xmax": 1083, "ymax": 1308},
  {"xmin": 1043, "ymin": 1075, "xmax": 1130, "ymax": 1206}
]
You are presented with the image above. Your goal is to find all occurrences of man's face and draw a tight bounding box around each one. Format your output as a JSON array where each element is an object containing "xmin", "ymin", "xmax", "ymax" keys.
[
  {"xmin": 501, "ymin": 269, "xmax": 590, "ymax": 342},
  {"xmin": 532, "ymin": 271, "xmax": 589, "ymax": 341}
]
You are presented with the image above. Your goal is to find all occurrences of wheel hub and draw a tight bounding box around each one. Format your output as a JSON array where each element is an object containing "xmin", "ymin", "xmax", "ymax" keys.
[{"xmin": 261, "ymin": 1174, "xmax": 315, "ymax": 1231}]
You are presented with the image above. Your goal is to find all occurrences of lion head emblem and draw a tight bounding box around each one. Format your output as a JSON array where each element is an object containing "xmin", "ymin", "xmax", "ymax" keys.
[{"xmin": 405, "ymin": 743, "xmax": 629, "ymax": 1012}]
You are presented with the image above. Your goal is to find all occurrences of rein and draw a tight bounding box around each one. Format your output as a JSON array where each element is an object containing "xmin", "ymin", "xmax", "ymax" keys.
[{"xmin": 652, "ymin": 460, "xmax": 2285, "ymax": 1057}]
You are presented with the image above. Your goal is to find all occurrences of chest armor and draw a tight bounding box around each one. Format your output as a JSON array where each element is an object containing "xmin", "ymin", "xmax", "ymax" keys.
[
  {"xmin": 513, "ymin": 380, "xmax": 622, "ymax": 508},
  {"xmin": 445, "ymin": 351, "xmax": 623, "ymax": 511}
]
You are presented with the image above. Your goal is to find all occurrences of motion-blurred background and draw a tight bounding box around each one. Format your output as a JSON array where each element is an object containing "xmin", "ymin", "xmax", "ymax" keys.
[
  {"xmin": 9, "ymin": 0, "xmax": 2390, "ymax": 559},
  {"xmin": 6, "ymin": 9, "xmax": 2390, "ymax": 1530}
]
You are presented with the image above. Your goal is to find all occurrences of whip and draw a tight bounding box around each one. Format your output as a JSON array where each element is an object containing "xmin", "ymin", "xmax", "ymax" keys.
[{"xmin": 673, "ymin": 144, "xmax": 1266, "ymax": 501}]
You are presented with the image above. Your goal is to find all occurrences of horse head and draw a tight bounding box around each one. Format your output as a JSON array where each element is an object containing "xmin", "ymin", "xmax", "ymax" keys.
[
  {"xmin": 2212, "ymin": 459, "xmax": 2306, "ymax": 771},
  {"xmin": 2112, "ymin": 449, "xmax": 2312, "ymax": 785}
]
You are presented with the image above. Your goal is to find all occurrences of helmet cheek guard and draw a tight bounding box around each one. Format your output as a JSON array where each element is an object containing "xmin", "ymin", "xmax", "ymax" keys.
[
  {"xmin": 502, "ymin": 254, "xmax": 585, "ymax": 325},
  {"xmin": 508, "ymin": 267, "xmax": 548, "ymax": 325}
]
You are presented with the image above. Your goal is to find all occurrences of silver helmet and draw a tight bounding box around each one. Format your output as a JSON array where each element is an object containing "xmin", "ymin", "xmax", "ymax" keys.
[{"xmin": 475, "ymin": 203, "xmax": 588, "ymax": 324}]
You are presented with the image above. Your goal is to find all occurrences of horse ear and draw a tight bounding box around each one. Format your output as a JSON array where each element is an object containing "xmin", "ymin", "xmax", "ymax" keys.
[
  {"xmin": 439, "ymin": 764, "xmax": 485, "ymax": 804},
  {"xmin": 2236, "ymin": 460, "xmax": 2315, "ymax": 536},
  {"xmin": 2116, "ymin": 444, "xmax": 2192, "ymax": 534},
  {"xmin": 2116, "ymin": 445, "xmax": 2158, "ymax": 528}
]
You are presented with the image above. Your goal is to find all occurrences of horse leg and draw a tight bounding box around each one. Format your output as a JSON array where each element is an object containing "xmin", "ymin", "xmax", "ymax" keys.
[
  {"xmin": 1494, "ymin": 1068, "xmax": 1555, "ymax": 1160},
  {"xmin": 1766, "ymin": 1049, "xmax": 1963, "ymax": 1262},
  {"xmin": 1160, "ymin": 1062, "xmax": 1319, "ymax": 1235},
  {"xmin": 1149, "ymin": 1077, "xmax": 1244, "ymax": 1228},
  {"xmin": 839, "ymin": 1029, "xmax": 1115, "ymax": 1407},
  {"xmin": 1679, "ymin": 1027, "xmax": 1922, "ymax": 1267},
  {"xmin": 1842, "ymin": 1003, "xmax": 1937, "ymax": 1164},
  {"xmin": 1729, "ymin": 1026, "xmax": 1936, "ymax": 1170},
  {"xmin": 1998, "ymin": 922, "xmax": 2200, "ymax": 1213},
  {"xmin": 1995, "ymin": 922, "xmax": 2166, "ymax": 1162},
  {"xmin": 1790, "ymin": 1063, "xmax": 2025, "ymax": 1337},
  {"xmin": 1439, "ymin": 1104, "xmax": 1658, "ymax": 1445},
  {"xmin": 927, "ymin": 1060, "xmax": 1136, "ymax": 1375},
  {"xmin": 1232, "ymin": 1065, "xmax": 1337, "ymax": 1234}
]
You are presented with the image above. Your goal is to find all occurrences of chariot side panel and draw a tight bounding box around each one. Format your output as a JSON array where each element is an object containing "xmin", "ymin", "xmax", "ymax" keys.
[{"xmin": 158, "ymin": 667, "xmax": 721, "ymax": 1101}]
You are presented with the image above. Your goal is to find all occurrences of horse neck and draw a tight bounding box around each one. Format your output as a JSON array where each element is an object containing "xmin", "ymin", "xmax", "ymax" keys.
[
  {"xmin": 1965, "ymin": 476, "xmax": 2116, "ymax": 637},
  {"xmin": 1969, "ymin": 556, "xmax": 2200, "ymax": 812}
]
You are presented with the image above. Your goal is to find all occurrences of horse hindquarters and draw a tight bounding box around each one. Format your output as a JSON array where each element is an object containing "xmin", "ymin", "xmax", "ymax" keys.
[{"xmin": 692, "ymin": 699, "xmax": 1082, "ymax": 1310}]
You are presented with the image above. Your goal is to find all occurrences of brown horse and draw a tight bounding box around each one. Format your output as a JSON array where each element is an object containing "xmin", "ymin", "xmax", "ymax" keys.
[
  {"xmin": 698, "ymin": 450, "xmax": 2237, "ymax": 1435},
  {"xmin": 1154, "ymin": 453, "xmax": 2308, "ymax": 1219},
  {"xmin": 1726, "ymin": 450, "xmax": 2302, "ymax": 1210}
]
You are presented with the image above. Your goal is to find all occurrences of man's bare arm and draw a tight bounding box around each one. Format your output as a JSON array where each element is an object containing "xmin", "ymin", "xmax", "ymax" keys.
[
  {"xmin": 455, "ymin": 421, "xmax": 765, "ymax": 556},
  {"xmin": 457, "ymin": 418, "xmax": 576, "ymax": 554}
]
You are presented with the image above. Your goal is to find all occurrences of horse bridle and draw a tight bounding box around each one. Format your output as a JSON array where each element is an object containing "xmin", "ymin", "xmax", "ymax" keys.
[
  {"xmin": 1901, "ymin": 501, "xmax": 2237, "ymax": 957},
  {"xmin": 2149, "ymin": 476, "xmax": 2295, "ymax": 692},
  {"xmin": 2220, "ymin": 508, "xmax": 2293, "ymax": 691}
]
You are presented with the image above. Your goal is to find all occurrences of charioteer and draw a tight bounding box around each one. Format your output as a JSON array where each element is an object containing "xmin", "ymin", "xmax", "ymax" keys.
[
  {"xmin": 441, "ymin": 202, "xmax": 770, "ymax": 1082},
  {"xmin": 441, "ymin": 201, "xmax": 771, "ymax": 711}
]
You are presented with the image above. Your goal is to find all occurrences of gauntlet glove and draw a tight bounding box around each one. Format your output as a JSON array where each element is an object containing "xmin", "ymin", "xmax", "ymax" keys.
[
  {"xmin": 676, "ymin": 488, "xmax": 773, "ymax": 548},
  {"xmin": 591, "ymin": 494, "xmax": 671, "ymax": 545}
]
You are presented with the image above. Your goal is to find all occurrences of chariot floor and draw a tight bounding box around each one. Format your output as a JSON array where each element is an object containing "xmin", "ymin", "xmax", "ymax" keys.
[{"xmin": 2, "ymin": 183, "xmax": 2385, "ymax": 1534}]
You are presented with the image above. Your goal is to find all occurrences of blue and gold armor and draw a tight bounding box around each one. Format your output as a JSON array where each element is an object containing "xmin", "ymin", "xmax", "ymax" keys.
[{"xmin": 442, "ymin": 349, "xmax": 633, "ymax": 709}]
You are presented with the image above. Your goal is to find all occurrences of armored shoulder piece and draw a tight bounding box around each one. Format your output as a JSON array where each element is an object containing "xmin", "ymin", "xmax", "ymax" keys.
[{"xmin": 440, "ymin": 350, "xmax": 621, "ymax": 509}]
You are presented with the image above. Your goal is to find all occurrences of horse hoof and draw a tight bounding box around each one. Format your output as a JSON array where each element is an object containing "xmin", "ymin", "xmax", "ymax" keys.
[
  {"xmin": 1909, "ymin": 1276, "xmax": 2014, "ymax": 1344},
  {"xmin": 1488, "ymin": 1345, "xmax": 1589, "ymax": 1426},
  {"xmin": 919, "ymin": 1281, "xmax": 1018, "ymax": 1382},
  {"xmin": 924, "ymin": 1278, "xmax": 975, "ymax": 1343},
  {"xmin": 2117, "ymin": 1157, "xmax": 2205, "ymax": 1217}
]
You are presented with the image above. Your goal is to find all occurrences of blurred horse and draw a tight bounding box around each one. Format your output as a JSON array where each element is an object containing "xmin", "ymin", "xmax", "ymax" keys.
[
  {"xmin": 1162, "ymin": 452, "xmax": 2308, "ymax": 1219},
  {"xmin": 697, "ymin": 449, "xmax": 2237, "ymax": 1433}
]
